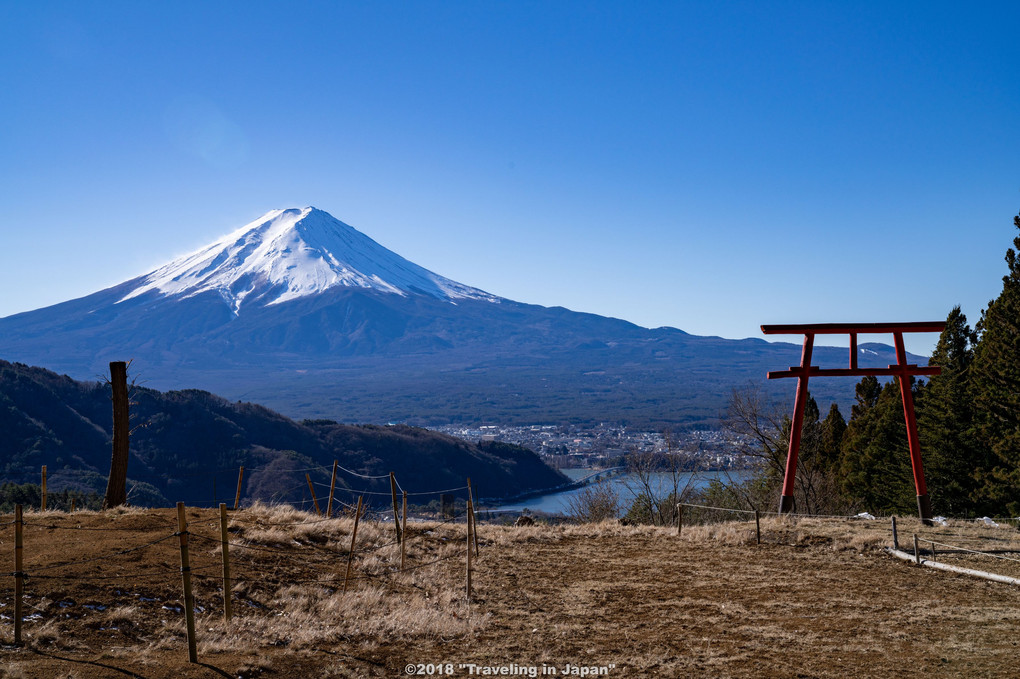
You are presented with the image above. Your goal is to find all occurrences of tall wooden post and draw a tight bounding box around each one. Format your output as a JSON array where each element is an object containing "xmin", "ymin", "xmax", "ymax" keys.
[
  {"xmin": 14, "ymin": 504, "xmax": 24, "ymax": 645},
  {"xmin": 219, "ymin": 503, "xmax": 232, "ymax": 622},
  {"xmin": 390, "ymin": 472, "xmax": 402, "ymax": 544},
  {"xmin": 104, "ymin": 361, "xmax": 130, "ymax": 509},
  {"xmin": 41, "ymin": 465, "xmax": 47, "ymax": 511},
  {"xmin": 466, "ymin": 499, "xmax": 473, "ymax": 602},
  {"xmin": 176, "ymin": 502, "xmax": 198, "ymax": 663},
  {"xmin": 327, "ymin": 460, "xmax": 339, "ymax": 518},
  {"xmin": 233, "ymin": 466, "xmax": 244, "ymax": 510}
]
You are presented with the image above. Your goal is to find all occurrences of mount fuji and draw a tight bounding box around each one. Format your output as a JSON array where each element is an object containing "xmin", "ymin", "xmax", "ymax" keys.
[
  {"xmin": 0, "ymin": 207, "xmax": 919, "ymax": 427},
  {"xmin": 119, "ymin": 207, "xmax": 500, "ymax": 313}
]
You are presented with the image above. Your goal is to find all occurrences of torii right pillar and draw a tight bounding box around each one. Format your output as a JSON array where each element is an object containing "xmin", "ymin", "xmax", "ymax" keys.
[{"xmin": 761, "ymin": 322, "xmax": 945, "ymax": 525}]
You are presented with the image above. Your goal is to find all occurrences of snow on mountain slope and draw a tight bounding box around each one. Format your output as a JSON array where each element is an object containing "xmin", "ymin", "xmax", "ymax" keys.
[{"xmin": 119, "ymin": 207, "xmax": 500, "ymax": 313}]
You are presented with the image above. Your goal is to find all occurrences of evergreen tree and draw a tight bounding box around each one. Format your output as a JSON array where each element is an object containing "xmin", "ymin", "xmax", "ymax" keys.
[
  {"xmin": 917, "ymin": 307, "xmax": 985, "ymax": 516},
  {"xmin": 774, "ymin": 393, "xmax": 848, "ymax": 514},
  {"xmin": 972, "ymin": 210, "xmax": 1020, "ymax": 514},
  {"xmin": 840, "ymin": 378, "xmax": 917, "ymax": 514},
  {"xmin": 851, "ymin": 375, "xmax": 882, "ymax": 420},
  {"xmin": 819, "ymin": 403, "xmax": 847, "ymax": 470}
]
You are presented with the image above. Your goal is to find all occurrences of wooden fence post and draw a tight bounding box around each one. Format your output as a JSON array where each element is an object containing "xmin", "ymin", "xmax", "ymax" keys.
[
  {"xmin": 70, "ymin": 497, "xmax": 76, "ymax": 513},
  {"xmin": 467, "ymin": 478, "xmax": 479, "ymax": 556},
  {"xmin": 14, "ymin": 504, "xmax": 23, "ymax": 645},
  {"xmin": 306, "ymin": 474, "xmax": 321, "ymax": 516},
  {"xmin": 41, "ymin": 466, "xmax": 47, "ymax": 511},
  {"xmin": 327, "ymin": 461, "xmax": 339, "ymax": 518},
  {"xmin": 913, "ymin": 534, "xmax": 920, "ymax": 565},
  {"xmin": 104, "ymin": 361, "xmax": 130, "ymax": 509},
  {"xmin": 676, "ymin": 504, "xmax": 683, "ymax": 536},
  {"xmin": 466, "ymin": 499, "xmax": 473, "ymax": 603},
  {"xmin": 754, "ymin": 509, "xmax": 761, "ymax": 545},
  {"xmin": 390, "ymin": 472, "xmax": 402, "ymax": 544},
  {"xmin": 891, "ymin": 516, "xmax": 899, "ymax": 550},
  {"xmin": 400, "ymin": 490, "xmax": 408, "ymax": 570},
  {"xmin": 234, "ymin": 466, "xmax": 244, "ymax": 510},
  {"xmin": 931, "ymin": 540, "xmax": 937, "ymax": 563},
  {"xmin": 343, "ymin": 496, "xmax": 363, "ymax": 594},
  {"xmin": 219, "ymin": 503, "xmax": 232, "ymax": 623},
  {"xmin": 176, "ymin": 502, "xmax": 198, "ymax": 663}
]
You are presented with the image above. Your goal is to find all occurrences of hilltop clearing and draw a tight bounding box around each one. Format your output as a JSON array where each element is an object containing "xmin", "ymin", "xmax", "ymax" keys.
[{"xmin": 1, "ymin": 507, "xmax": 1018, "ymax": 678}]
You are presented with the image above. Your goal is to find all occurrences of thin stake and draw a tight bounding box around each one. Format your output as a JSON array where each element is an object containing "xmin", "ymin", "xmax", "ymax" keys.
[
  {"xmin": 219, "ymin": 503, "xmax": 232, "ymax": 622},
  {"xmin": 327, "ymin": 460, "xmax": 339, "ymax": 518},
  {"xmin": 754, "ymin": 509, "xmax": 761, "ymax": 545},
  {"xmin": 931, "ymin": 540, "xmax": 937, "ymax": 563},
  {"xmin": 467, "ymin": 478, "xmax": 479, "ymax": 556},
  {"xmin": 390, "ymin": 472, "xmax": 402, "ymax": 544},
  {"xmin": 343, "ymin": 496, "xmax": 363, "ymax": 594},
  {"xmin": 891, "ymin": 516, "xmax": 899, "ymax": 550},
  {"xmin": 70, "ymin": 497, "xmax": 76, "ymax": 513},
  {"xmin": 41, "ymin": 465, "xmax": 47, "ymax": 511},
  {"xmin": 913, "ymin": 534, "xmax": 920, "ymax": 565},
  {"xmin": 466, "ymin": 499, "xmax": 473, "ymax": 603},
  {"xmin": 14, "ymin": 504, "xmax": 23, "ymax": 645},
  {"xmin": 400, "ymin": 490, "xmax": 408, "ymax": 570},
  {"xmin": 176, "ymin": 502, "xmax": 198, "ymax": 663},
  {"xmin": 234, "ymin": 466, "xmax": 244, "ymax": 510},
  {"xmin": 306, "ymin": 474, "xmax": 321, "ymax": 516},
  {"xmin": 676, "ymin": 503, "xmax": 683, "ymax": 536}
]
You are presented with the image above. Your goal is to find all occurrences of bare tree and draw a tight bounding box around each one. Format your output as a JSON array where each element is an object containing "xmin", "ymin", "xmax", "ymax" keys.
[
  {"xmin": 566, "ymin": 478, "xmax": 621, "ymax": 523},
  {"xmin": 721, "ymin": 383, "xmax": 851, "ymax": 516},
  {"xmin": 621, "ymin": 433, "xmax": 700, "ymax": 526}
]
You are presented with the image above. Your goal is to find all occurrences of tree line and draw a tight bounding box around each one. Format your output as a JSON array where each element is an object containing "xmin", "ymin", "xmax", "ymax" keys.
[{"xmin": 725, "ymin": 209, "xmax": 1020, "ymax": 518}]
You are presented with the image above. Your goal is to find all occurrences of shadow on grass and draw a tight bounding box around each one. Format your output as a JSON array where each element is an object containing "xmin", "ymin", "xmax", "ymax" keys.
[
  {"xmin": 27, "ymin": 648, "xmax": 234, "ymax": 678},
  {"xmin": 28, "ymin": 648, "xmax": 148, "ymax": 678}
]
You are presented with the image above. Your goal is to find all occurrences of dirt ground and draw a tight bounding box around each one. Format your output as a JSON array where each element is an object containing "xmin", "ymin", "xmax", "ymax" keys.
[{"xmin": 1, "ymin": 507, "xmax": 1019, "ymax": 678}]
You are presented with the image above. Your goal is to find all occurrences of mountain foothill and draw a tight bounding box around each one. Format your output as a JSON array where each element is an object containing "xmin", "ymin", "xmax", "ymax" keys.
[{"xmin": 0, "ymin": 207, "xmax": 929, "ymax": 504}]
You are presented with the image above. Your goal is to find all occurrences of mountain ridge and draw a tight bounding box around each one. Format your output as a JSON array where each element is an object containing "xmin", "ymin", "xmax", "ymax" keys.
[
  {"xmin": 0, "ymin": 358, "xmax": 566, "ymax": 506},
  {"xmin": 0, "ymin": 207, "xmax": 930, "ymax": 428}
]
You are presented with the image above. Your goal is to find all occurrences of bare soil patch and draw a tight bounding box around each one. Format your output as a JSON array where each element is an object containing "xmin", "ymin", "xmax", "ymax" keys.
[{"xmin": 1, "ymin": 507, "xmax": 1018, "ymax": 678}]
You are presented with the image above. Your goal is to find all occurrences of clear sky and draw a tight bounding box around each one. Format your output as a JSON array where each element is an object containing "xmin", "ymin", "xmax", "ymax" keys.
[{"xmin": 2, "ymin": 1, "xmax": 1018, "ymax": 355}]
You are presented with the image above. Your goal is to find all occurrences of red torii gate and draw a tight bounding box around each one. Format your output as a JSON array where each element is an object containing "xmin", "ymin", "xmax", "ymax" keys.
[{"xmin": 761, "ymin": 321, "xmax": 945, "ymax": 524}]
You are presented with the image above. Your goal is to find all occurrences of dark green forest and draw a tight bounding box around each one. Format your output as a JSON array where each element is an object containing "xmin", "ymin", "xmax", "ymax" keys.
[
  {"xmin": 725, "ymin": 209, "xmax": 1020, "ymax": 518},
  {"xmin": 0, "ymin": 363, "xmax": 567, "ymax": 510}
]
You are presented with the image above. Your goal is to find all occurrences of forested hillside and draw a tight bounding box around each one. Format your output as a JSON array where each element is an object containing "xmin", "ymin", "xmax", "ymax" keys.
[{"xmin": 0, "ymin": 361, "xmax": 566, "ymax": 508}]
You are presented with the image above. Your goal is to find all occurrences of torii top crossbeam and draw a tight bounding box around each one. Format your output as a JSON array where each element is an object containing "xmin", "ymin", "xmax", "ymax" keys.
[{"xmin": 761, "ymin": 321, "xmax": 945, "ymax": 523}]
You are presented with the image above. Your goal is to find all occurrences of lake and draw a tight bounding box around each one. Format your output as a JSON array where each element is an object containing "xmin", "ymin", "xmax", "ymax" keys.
[{"xmin": 486, "ymin": 468, "xmax": 751, "ymax": 516}]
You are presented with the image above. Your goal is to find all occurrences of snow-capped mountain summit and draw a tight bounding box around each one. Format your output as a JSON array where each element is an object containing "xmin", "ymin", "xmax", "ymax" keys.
[
  {"xmin": 0, "ymin": 205, "xmax": 926, "ymax": 427},
  {"xmin": 120, "ymin": 207, "xmax": 499, "ymax": 313}
]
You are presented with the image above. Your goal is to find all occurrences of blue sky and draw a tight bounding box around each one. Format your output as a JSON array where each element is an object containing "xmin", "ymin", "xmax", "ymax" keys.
[{"xmin": 1, "ymin": 1, "xmax": 1018, "ymax": 355}]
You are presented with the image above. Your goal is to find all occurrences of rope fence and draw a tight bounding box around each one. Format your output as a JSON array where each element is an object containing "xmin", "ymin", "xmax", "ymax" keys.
[
  {"xmin": 1, "ymin": 460, "xmax": 481, "ymax": 516},
  {"xmin": 0, "ymin": 480, "xmax": 484, "ymax": 662}
]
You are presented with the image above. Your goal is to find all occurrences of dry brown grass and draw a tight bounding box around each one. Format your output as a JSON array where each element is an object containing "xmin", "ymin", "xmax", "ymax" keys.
[{"xmin": 2, "ymin": 505, "xmax": 1020, "ymax": 677}]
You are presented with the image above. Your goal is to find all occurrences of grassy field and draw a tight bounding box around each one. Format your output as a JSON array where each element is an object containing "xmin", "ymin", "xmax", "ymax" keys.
[{"xmin": 1, "ymin": 505, "xmax": 1019, "ymax": 678}]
